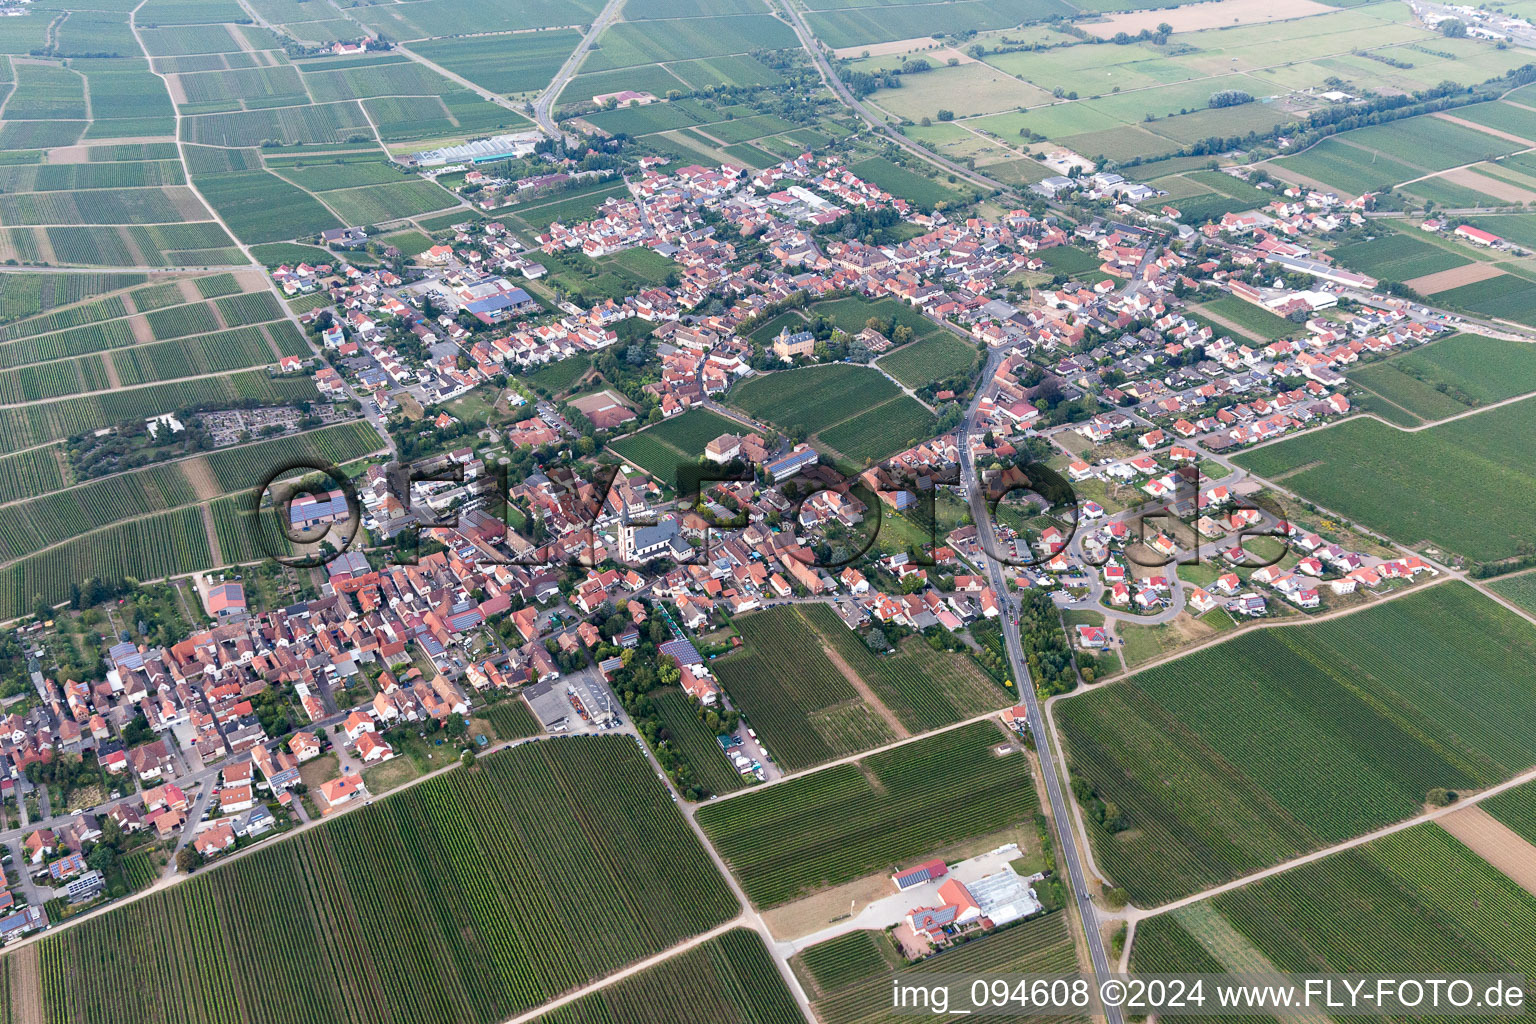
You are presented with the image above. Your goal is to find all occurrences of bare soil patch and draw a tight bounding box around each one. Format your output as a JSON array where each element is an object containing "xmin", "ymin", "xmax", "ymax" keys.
[
  {"xmin": 763, "ymin": 871, "xmax": 895, "ymax": 940},
  {"xmin": 163, "ymin": 72, "xmax": 187, "ymax": 105},
  {"xmin": 820, "ymin": 637, "xmax": 910, "ymax": 739},
  {"xmin": 43, "ymin": 144, "xmax": 91, "ymax": 164},
  {"xmin": 127, "ymin": 313, "xmax": 154, "ymax": 344},
  {"xmin": 834, "ymin": 36, "xmax": 942, "ymax": 58},
  {"xmin": 1404, "ymin": 259, "xmax": 1505, "ymax": 295},
  {"xmin": 1437, "ymin": 165, "xmax": 1536, "ymax": 203},
  {"xmin": 182, "ymin": 455, "xmax": 222, "ymax": 501},
  {"xmin": 8, "ymin": 942, "xmax": 42, "ymax": 1024},
  {"xmin": 1259, "ymin": 159, "xmax": 1337, "ymax": 194},
  {"xmin": 1083, "ymin": 0, "xmax": 1334, "ymax": 37},
  {"xmin": 1438, "ymin": 805, "xmax": 1536, "ymax": 896},
  {"xmin": 1433, "ymin": 112, "xmax": 1534, "ymax": 147}
]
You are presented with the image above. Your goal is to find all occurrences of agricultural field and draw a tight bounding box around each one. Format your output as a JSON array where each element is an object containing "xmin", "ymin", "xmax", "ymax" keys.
[
  {"xmin": 608, "ymin": 407, "xmax": 742, "ymax": 489},
  {"xmin": 802, "ymin": 914, "xmax": 1080, "ymax": 1024},
  {"xmin": 0, "ymin": 370, "xmax": 317, "ymax": 455},
  {"xmin": 1197, "ymin": 296, "xmax": 1298, "ymax": 340},
  {"xmin": 712, "ymin": 606, "xmax": 897, "ymax": 772},
  {"xmin": 530, "ymin": 929, "xmax": 802, "ymax": 1024},
  {"xmin": 820, "ymin": 395, "xmax": 937, "ymax": 465},
  {"xmin": 698, "ymin": 720, "xmax": 1035, "ymax": 907},
  {"xmin": 1133, "ymin": 824, "xmax": 1536, "ymax": 983},
  {"xmin": 875, "ymin": 332, "xmax": 978, "ymax": 389},
  {"xmin": 1434, "ymin": 272, "xmax": 1536, "ymax": 328},
  {"xmin": 797, "ymin": 603, "xmax": 1007, "ymax": 733},
  {"xmin": 0, "ymin": 445, "xmax": 64, "ymax": 505},
  {"xmin": 473, "ymin": 698, "xmax": 543, "ymax": 741},
  {"xmin": 1233, "ymin": 397, "xmax": 1536, "ymax": 564},
  {"xmin": 653, "ymin": 689, "xmax": 747, "ymax": 797},
  {"xmin": 1056, "ymin": 582, "xmax": 1536, "ymax": 905},
  {"xmin": 806, "ymin": 0, "xmax": 1070, "ymax": 48},
  {"xmin": 13, "ymin": 737, "xmax": 737, "ymax": 1024},
  {"xmin": 1348, "ymin": 333, "xmax": 1536, "ymax": 423},
  {"xmin": 1328, "ymin": 231, "xmax": 1471, "ymax": 284},
  {"xmin": 730, "ymin": 364, "xmax": 898, "ymax": 437},
  {"xmin": 581, "ymin": 14, "xmax": 797, "ymax": 72},
  {"xmin": 0, "ymin": 507, "xmax": 212, "ymax": 619},
  {"xmin": 411, "ymin": 31, "xmax": 582, "ymax": 96},
  {"xmin": 849, "ymin": 156, "xmax": 974, "ymax": 209}
]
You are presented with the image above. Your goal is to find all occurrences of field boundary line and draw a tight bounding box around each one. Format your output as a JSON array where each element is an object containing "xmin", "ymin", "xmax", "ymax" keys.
[{"xmin": 1122, "ymin": 758, "xmax": 1536, "ymax": 923}]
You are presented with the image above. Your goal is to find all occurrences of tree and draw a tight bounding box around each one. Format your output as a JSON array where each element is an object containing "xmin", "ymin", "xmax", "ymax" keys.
[
  {"xmin": 176, "ymin": 847, "xmax": 203, "ymax": 874},
  {"xmin": 1441, "ymin": 18, "xmax": 1467, "ymax": 37},
  {"xmin": 936, "ymin": 109, "xmax": 955, "ymax": 121}
]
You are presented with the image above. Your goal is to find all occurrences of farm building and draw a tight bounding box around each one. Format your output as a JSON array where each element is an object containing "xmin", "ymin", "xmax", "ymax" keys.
[{"xmin": 892, "ymin": 858, "xmax": 949, "ymax": 891}]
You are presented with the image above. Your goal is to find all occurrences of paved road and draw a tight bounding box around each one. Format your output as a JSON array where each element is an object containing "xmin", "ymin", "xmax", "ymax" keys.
[
  {"xmin": 958, "ymin": 354, "xmax": 1126, "ymax": 1023},
  {"xmin": 776, "ymin": 0, "xmax": 1013, "ymax": 198},
  {"xmin": 532, "ymin": 0, "xmax": 627, "ymax": 138}
]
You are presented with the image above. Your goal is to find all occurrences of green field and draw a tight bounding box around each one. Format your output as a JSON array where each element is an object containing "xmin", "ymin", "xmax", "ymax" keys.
[
  {"xmin": 731, "ymin": 364, "xmax": 898, "ymax": 435},
  {"xmin": 1348, "ymin": 333, "xmax": 1536, "ymax": 423},
  {"xmin": 653, "ymin": 689, "xmax": 747, "ymax": 797},
  {"xmin": 798, "ymin": 603, "xmax": 1007, "ymax": 732},
  {"xmin": 1329, "ymin": 232, "xmax": 1470, "ymax": 284},
  {"xmin": 1434, "ymin": 272, "xmax": 1536, "ymax": 327},
  {"xmin": 1197, "ymin": 296, "xmax": 1297, "ymax": 340},
  {"xmin": 711, "ymin": 606, "xmax": 896, "ymax": 772},
  {"xmin": 531, "ymin": 929, "xmax": 802, "ymax": 1024},
  {"xmin": 697, "ymin": 721, "xmax": 1036, "ymax": 907},
  {"xmin": 1056, "ymin": 583, "xmax": 1536, "ymax": 905},
  {"xmin": 800, "ymin": 914, "xmax": 1079, "ymax": 1024},
  {"xmin": 876, "ymin": 332, "xmax": 977, "ymax": 389},
  {"xmin": 1234, "ymin": 397, "xmax": 1536, "ymax": 563},
  {"xmin": 849, "ymin": 156, "xmax": 974, "ymax": 209},
  {"xmin": 819, "ymin": 395, "xmax": 937, "ymax": 464},
  {"xmin": 473, "ymin": 698, "xmax": 542, "ymax": 741},
  {"xmin": 608, "ymin": 407, "xmax": 742, "ymax": 488},
  {"xmin": 17, "ymin": 737, "xmax": 736, "ymax": 1024},
  {"xmin": 1133, "ymin": 823, "xmax": 1536, "ymax": 985},
  {"xmin": 1486, "ymin": 571, "xmax": 1536, "ymax": 617}
]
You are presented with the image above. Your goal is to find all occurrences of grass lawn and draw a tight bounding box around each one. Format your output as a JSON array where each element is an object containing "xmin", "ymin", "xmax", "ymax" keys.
[{"xmin": 362, "ymin": 755, "xmax": 421, "ymax": 794}]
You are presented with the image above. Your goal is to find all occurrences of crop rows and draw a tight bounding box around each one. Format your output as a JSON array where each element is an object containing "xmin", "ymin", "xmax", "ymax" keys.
[
  {"xmin": 473, "ymin": 699, "xmax": 541, "ymax": 741},
  {"xmin": 0, "ymin": 188, "xmax": 195, "ymax": 227},
  {"xmin": 28, "ymin": 736, "xmax": 735, "ymax": 1024},
  {"xmin": 731, "ymin": 364, "xmax": 899, "ymax": 436},
  {"xmin": 0, "ymin": 354, "xmax": 112, "ymax": 404},
  {"xmin": 112, "ymin": 327, "xmax": 280, "ymax": 386},
  {"xmin": 1057, "ymin": 583, "xmax": 1536, "ymax": 905},
  {"xmin": 799, "ymin": 603, "xmax": 1004, "ymax": 731},
  {"xmin": 712, "ymin": 606, "xmax": 889, "ymax": 771},
  {"xmin": 0, "ymin": 507, "xmax": 211, "ymax": 619},
  {"xmin": 1207, "ymin": 824, "xmax": 1536, "ymax": 986},
  {"xmin": 0, "ymin": 271, "xmax": 144, "ymax": 323},
  {"xmin": 812, "ymin": 912, "xmax": 1079, "ymax": 1024},
  {"xmin": 0, "ymin": 295, "xmax": 128, "ymax": 342},
  {"xmin": 653, "ymin": 689, "xmax": 745, "ymax": 796},
  {"xmin": 876, "ymin": 332, "xmax": 977, "ymax": 389},
  {"xmin": 820, "ymin": 395, "xmax": 938, "ymax": 464},
  {"xmin": 204, "ymin": 421, "xmax": 384, "ymax": 493},
  {"xmin": 0, "ymin": 462, "xmax": 197, "ymax": 564},
  {"xmin": 1234, "ymin": 398, "xmax": 1536, "ymax": 563},
  {"xmin": 533, "ymin": 929, "xmax": 802, "ymax": 1024},
  {"xmin": 0, "ymin": 370, "xmax": 318, "ymax": 450},
  {"xmin": 146, "ymin": 302, "xmax": 222, "ymax": 341},
  {"xmin": 0, "ymin": 320, "xmax": 139, "ymax": 368},
  {"xmin": 0, "ymin": 445, "xmax": 64, "ymax": 505},
  {"xmin": 794, "ymin": 931, "xmax": 892, "ymax": 999},
  {"xmin": 697, "ymin": 720, "xmax": 1036, "ymax": 907}
]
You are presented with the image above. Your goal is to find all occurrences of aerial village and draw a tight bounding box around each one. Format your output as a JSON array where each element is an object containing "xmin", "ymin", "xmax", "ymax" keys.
[{"xmin": 0, "ymin": 140, "xmax": 1460, "ymax": 946}]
